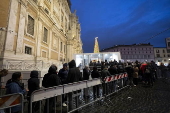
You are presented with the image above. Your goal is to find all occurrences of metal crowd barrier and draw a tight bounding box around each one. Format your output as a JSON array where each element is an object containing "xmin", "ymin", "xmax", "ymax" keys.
[
  {"xmin": 0, "ymin": 93, "xmax": 24, "ymax": 113},
  {"xmin": 29, "ymin": 72, "xmax": 128, "ymax": 113}
]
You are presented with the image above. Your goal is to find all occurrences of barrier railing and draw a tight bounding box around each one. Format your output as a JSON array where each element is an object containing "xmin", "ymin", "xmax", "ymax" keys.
[
  {"xmin": 29, "ymin": 72, "xmax": 128, "ymax": 113},
  {"xmin": 0, "ymin": 93, "xmax": 24, "ymax": 113}
]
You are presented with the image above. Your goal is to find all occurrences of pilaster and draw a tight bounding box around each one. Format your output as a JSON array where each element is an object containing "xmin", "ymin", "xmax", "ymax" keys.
[
  {"xmin": 5, "ymin": 0, "xmax": 19, "ymax": 51},
  {"xmin": 16, "ymin": 4, "xmax": 26, "ymax": 53}
]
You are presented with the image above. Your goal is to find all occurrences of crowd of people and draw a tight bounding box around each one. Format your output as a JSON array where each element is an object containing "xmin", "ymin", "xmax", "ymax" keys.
[{"xmin": 0, "ymin": 59, "xmax": 169, "ymax": 113}]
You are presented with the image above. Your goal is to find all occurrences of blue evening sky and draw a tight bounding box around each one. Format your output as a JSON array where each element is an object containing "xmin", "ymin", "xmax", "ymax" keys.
[{"xmin": 70, "ymin": 0, "xmax": 170, "ymax": 53}]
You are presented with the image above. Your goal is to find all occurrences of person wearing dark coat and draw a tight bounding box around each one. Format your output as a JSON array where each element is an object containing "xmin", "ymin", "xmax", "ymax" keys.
[
  {"xmin": 27, "ymin": 70, "xmax": 40, "ymax": 113},
  {"xmin": 101, "ymin": 66, "xmax": 111, "ymax": 95},
  {"xmin": 6, "ymin": 72, "xmax": 27, "ymax": 113},
  {"xmin": 66, "ymin": 60, "xmax": 82, "ymax": 112},
  {"xmin": 91, "ymin": 66, "xmax": 101, "ymax": 98},
  {"xmin": 42, "ymin": 65, "xmax": 61, "ymax": 113},
  {"xmin": 83, "ymin": 66, "xmax": 90, "ymax": 98},
  {"xmin": 108, "ymin": 65, "xmax": 118, "ymax": 75},
  {"xmin": 42, "ymin": 65, "xmax": 61, "ymax": 88},
  {"xmin": 58, "ymin": 63, "xmax": 68, "ymax": 106},
  {"xmin": 83, "ymin": 66, "xmax": 90, "ymax": 80},
  {"xmin": 125, "ymin": 63, "xmax": 134, "ymax": 86},
  {"xmin": 145, "ymin": 63, "xmax": 154, "ymax": 86},
  {"xmin": 66, "ymin": 60, "xmax": 82, "ymax": 83},
  {"xmin": 58, "ymin": 63, "xmax": 68, "ymax": 84}
]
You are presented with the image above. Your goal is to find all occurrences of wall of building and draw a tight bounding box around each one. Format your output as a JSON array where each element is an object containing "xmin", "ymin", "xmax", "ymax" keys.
[
  {"xmin": 101, "ymin": 44, "xmax": 155, "ymax": 63},
  {"xmin": 0, "ymin": 0, "xmax": 83, "ymax": 70},
  {"xmin": 154, "ymin": 47, "xmax": 170, "ymax": 66}
]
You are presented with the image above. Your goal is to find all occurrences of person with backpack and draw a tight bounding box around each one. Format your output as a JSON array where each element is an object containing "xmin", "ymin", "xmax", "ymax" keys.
[{"xmin": 42, "ymin": 65, "xmax": 61, "ymax": 113}]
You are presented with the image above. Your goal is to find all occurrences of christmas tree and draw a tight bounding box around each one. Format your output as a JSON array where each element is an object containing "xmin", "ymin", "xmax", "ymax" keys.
[{"xmin": 94, "ymin": 37, "xmax": 100, "ymax": 53}]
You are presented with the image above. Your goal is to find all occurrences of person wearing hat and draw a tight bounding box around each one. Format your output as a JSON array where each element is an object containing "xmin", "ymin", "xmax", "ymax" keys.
[{"xmin": 58, "ymin": 63, "xmax": 69, "ymax": 107}]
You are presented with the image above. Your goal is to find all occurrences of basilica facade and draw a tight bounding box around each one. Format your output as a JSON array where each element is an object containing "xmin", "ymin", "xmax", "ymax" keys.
[{"xmin": 0, "ymin": 0, "xmax": 83, "ymax": 70}]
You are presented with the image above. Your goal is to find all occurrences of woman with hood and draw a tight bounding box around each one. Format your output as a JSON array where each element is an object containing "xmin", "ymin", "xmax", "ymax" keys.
[
  {"xmin": 6, "ymin": 72, "xmax": 27, "ymax": 113},
  {"xmin": 27, "ymin": 70, "xmax": 40, "ymax": 113},
  {"xmin": 66, "ymin": 60, "xmax": 82, "ymax": 112},
  {"xmin": 42, "ymin": 64, "xmax": 61, "ymax": 88},
  {"xmin": 42, "ymin": 64, "xmax": 61, "ymax": 113},
  {"xmin": 66, "ymin": 60, "xmax": 82, "ymax": 83}
]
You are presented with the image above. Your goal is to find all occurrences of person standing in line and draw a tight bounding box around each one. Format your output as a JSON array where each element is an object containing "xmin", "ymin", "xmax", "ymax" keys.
[
  {"xmin": 83, "ymin": 66, "xmax": 90, "ymax": 98},
  {"xmin": 133, "ymin": 65, "xmax": 139, "ymax": 86},
  {"xmin": 91, "ymin": 66, "xmax": 101, "ymax": 99},
  {"xmin": 108, "ymin": 65, "xmax": 118, "ymax": 92},
  {"xmin": 108, "ymin": 64, "xmax": 118, "ymax": 75},
  {"xmin": 42, "ymin": 65, "xmax": 61, "ymax": 113},
  {"xmin": 145, "ymin": 63, "xmax": 153, "ymax": 86},
  {"xmin": 125, "ymin": 63, "xmax": 134, "ymax": 86},
  {"xmin": 101, "ymin": 66, "xmax": 111, "ymax": 95},
  {"xmin": 0, "ymin": 69, "xmax": 8, "ymax": 96},
  {"xmin": 140, "ymin": 62, "xmax": 147, "ymax": 83},
  {"xmin": 159, "ymin": 62, "xmax": 166, "ymax": 78},
  {"xmin": 58, "ymin": 63, "xmax": 68, "ymax": 107},
  {"xmin": 66, "ymin": 60, "xmax": 82, "ymax": 112},
  {"xmin": 83, "ymin": 66, "xmax": 90, "ymax": 80},
  {"xmin": 27, "ymin": 70, "xmax": 40, "ymax": 113},
  {"xmin": 6, "ymin": 72, "xmax": 27, "ymax": 113}
]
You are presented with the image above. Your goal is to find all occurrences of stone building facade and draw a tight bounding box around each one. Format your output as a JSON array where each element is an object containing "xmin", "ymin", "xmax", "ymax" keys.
[
  {"xmin": 0, "ymin": 0, "xmax": 83, "ymax": 70},
  {"xmin": 154, "ymin": 38, "xmax": 170, "ymax": 66},
  {"xmin": 100, "ymin": 43, "xmax": 155, "ymax": 63},
  {"xmin": 154, "ymin": 47, "xmax": 170, "ymax": 65}
]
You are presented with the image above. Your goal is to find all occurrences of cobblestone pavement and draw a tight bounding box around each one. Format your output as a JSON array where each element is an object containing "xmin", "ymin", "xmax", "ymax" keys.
[{"xmin": 79, "ymin": 78, "xmax": 170, "ymax": 113}]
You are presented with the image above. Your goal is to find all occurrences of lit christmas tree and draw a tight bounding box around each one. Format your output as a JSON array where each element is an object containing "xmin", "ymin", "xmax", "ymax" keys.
[{"xmin": 94, "ymin": 37, "xmax": 100, "ymax": 53}]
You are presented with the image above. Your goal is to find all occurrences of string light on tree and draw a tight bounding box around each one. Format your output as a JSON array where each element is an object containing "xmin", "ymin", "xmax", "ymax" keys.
[{"xmin": 94, "ymin": 37, "xmax": 100, "ymax": 53}]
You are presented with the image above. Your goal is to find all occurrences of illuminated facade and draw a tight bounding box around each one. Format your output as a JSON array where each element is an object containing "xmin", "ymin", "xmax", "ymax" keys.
[
  {"xmin": 154, "ymin": 38, "xmax": 170, "ymax": 66},
  {"xmin": 0, "ymin": 0, "xmax": 83, "ymax": 70},
  {"xmin": 101, "ymin": 44, "xmax": 155, "ymax": 63}
]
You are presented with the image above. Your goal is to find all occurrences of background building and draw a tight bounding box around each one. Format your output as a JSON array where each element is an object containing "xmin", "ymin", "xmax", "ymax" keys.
[
  {"xmin": 154, "ymin": 37, "xmax": 170, "ymax": 66},
  {"xmin": 100, "ymin": 43, "xmax": 155, "ymax": 63},
  {"xmin": 0, "ymin": 0, "xmax": 83, "ymax": 70}
]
